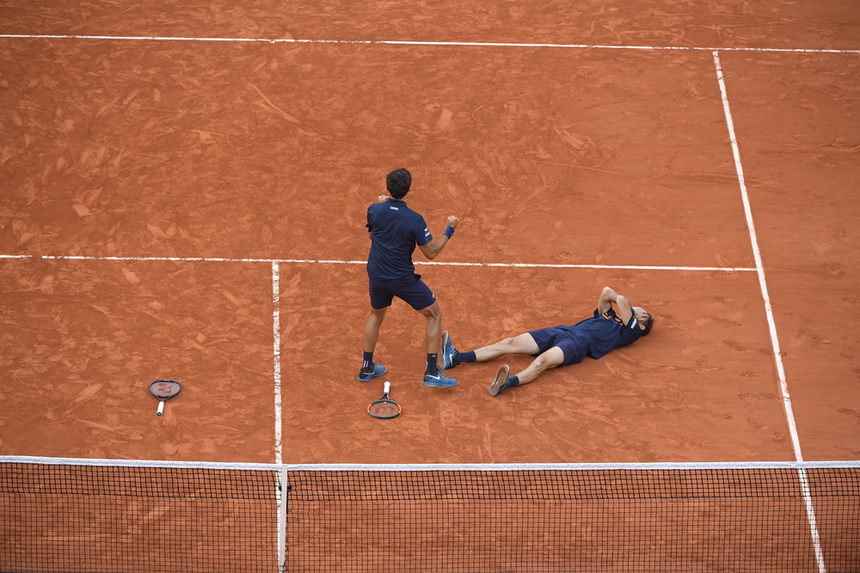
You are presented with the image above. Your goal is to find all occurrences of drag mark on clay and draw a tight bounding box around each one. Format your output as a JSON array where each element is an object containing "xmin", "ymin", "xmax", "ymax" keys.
[
  {"xmin": 471, "ymin": 90, "xmax": 532, "ymax": 121},
  {"xmin": 249, "ymin": 83, "xmax": 301, "ymax": 125}
]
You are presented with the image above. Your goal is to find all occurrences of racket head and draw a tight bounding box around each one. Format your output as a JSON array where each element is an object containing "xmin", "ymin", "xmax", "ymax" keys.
[
  {"xmin": 149, "ymin": 379, "xmax": 182, "ymax": 400},
  {"xmin": 367, "ymin": 398, "xmax": 401, "ymax": 419},
  {"xmin": 367, "ymin": 380, "xmax": 400, "ymax": 419}
]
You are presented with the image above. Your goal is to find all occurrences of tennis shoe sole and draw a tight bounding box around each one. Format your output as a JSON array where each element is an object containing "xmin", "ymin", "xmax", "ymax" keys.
[{"xmin": 488, "ymin": 364, "xmax": 511, "ymax": 396}]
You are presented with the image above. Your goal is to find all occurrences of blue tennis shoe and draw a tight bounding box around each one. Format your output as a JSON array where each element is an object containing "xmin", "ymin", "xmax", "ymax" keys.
[
  {"xmin": 440, "ymin": 331, "xmax": 459, "ymax": 369},
  {"xmin": 423, "ymin": 370, "xmax": 457, "ymax": 387},
  {"xmin": 357, "ymin": 363, "xmax": 387, "ymax": 382}
]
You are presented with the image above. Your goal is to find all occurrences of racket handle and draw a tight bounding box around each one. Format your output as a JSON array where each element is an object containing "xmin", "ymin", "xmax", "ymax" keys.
[
  {"xmin": 157, "ymin": 401, "xmax": 165, "ymax": 416},
  {"xmin": 383, "ymin": 381, "xmax": 391, "ymax": 393}
]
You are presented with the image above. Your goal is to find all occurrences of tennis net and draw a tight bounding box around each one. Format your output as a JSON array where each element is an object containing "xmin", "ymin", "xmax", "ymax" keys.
[
  {"xmin": 0, "ymin": 457, "xmax": 282, "ymax": 573},
  {"xmin": 1, "ymin": 457, "xmax": 858, "ymax": 572}
]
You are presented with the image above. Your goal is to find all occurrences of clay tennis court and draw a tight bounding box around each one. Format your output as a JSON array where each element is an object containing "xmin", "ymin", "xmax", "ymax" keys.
[{"xmin": 1, "ymin": 1, "xmax": 858, "ymax": 571}]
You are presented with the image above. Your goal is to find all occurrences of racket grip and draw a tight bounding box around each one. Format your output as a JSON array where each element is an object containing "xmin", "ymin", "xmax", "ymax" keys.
[
  {"xmin": 383, "ymin": 381, "xmax": 391, "ymax": 393},
  {"xmin": 157, "ymin": 401, "xmax": 165, "ymax": 416}
]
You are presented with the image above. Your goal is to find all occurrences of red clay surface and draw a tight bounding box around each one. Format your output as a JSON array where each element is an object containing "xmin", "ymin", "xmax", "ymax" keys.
[{"xmin": 0, "ymin": 2, "xmax": 858, "ymax": 467}]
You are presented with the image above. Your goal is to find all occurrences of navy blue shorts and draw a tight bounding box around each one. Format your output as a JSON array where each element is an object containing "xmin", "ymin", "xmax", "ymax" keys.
[
  {"xmin": 528, "ymin": 326, "xmax": 589, "ymax": 366},
  {"xmin": 369, "ymin": 274, "xmax": 436, "ymax": 310}
]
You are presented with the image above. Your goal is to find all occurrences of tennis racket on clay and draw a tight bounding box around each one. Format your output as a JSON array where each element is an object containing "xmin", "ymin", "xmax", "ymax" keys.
[
  {"xmin": 367, "ymin": 381, "xmax": 401, "ymax": 419},
  {"xmin": 149, "ymin": 379, "xmax": 182, "ymax": 416}
]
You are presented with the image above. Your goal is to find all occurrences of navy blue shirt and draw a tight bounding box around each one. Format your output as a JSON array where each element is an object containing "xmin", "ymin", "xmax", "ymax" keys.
[
  {"xmin": 366, "ymin": 199, "xmax": 431, "ymax": 280},
  {"xmin": 557, "ymin": 309, "xmax": 642, "ymax": 359}
]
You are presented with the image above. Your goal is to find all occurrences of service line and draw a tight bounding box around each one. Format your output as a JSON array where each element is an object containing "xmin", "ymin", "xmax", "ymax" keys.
[
  {"xmin": 0, "ymin": 254, "xmax": 754, "ymax": 272},
  {"xmin": 1, "ymin": 33, "xmax": 858, "ymax": 54}
]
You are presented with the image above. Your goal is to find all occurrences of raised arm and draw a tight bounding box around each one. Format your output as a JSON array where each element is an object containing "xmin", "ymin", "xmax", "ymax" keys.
[
  {"xmin": 597, "ymin": 286, "xmax": 634, "ymax": 326},
  {"xmin": 418, "ymin": 216, "xmax": 460, "ymax": 260}
]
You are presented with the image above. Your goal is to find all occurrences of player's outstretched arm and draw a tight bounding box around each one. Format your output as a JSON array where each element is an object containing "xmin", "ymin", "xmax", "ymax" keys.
[{"xmin": 418, "ymin": 216, "xmax": 459, "ymax": 260}]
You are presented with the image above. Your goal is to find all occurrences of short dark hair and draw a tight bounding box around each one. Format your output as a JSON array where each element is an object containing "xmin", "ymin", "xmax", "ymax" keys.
[
  {"xmin": 640, "ymin": 314, "xmax": 655, "ymax": 336},
  {"xmin": 386, "ymin": 168, "xmax": 412, "ymax": 199}
]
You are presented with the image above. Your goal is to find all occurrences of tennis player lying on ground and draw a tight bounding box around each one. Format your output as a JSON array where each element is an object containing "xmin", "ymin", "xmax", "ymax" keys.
[{"xmin": 441, "ymin": 286, "xmax": 654, "ymax": 396}]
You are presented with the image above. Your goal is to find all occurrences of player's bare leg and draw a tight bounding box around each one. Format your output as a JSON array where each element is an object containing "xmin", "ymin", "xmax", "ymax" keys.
[
  {"xmin": 489, "ymin": 346, "xmax": 564, "ymax": 396},
  {"xmin": 359, "ymin": 307, "xmax": 388, "ymax": 382},
  {"xmin": 419, "ymin": 301, "xmax": 456, "ymax": 386},
  {"xmin": 511, "ymin": 346, "xmax": 565, "ymax": 385},
  {"xmin": 418, "ymin": 301, "xmax": 443, "ymax": 355},
  {"xmin": 474, "ymin": 333, "xmax": 540, "ymax": 362},
  {"xmin": 363, "ymin": 307, "xmax": 387, "ymax": 353}
]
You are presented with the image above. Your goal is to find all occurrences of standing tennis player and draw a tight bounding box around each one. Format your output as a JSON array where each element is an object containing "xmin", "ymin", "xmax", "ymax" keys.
[
  {"xmin": 358, "ymin": 168, "xmax": 459, "ymax": 387},
  {"xmin": 440, "ymin": 286, "xmax": 654, "ymax": 395}
]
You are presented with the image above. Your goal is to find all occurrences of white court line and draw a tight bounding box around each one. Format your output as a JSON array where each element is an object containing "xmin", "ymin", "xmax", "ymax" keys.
[
  {"xmin": 1, "ymin": 33, "xmax": 858, "ymax": 54},
  {"xmin": 270, "ymin": 262, "xmax": 286, "ymax": 572},
  {"xmin": 711, "ymin": 51, "xmax": 804, "ymax": 464},
  {"xmin": 712, "ymin": 50, "xmax": 824, "ymax": 573},
  {"xmin": 3, "ymin": 455, "xmax": 857, "ymax": 471},
  {"xmin": 0, "ymin": 254, "xmax": 755, "ymax": 272},
  {"xmin": 271, "ymin": 262, "xmax": 283, "ymax": 467},
  {"xmin": 282, "ymin": 460, "xmax": 859, "ymax": 471}
]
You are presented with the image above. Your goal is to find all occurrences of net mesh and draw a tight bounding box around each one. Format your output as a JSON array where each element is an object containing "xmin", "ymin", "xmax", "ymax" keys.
[
  {"xmin": 0, "ymin": 460, "xmax": 280, "ymax": 573},
  {"xmin": 283, "ymin": 466, "xmax": 860, "ymax": 573},
  {"xmin": 1, "ymin": 458, "xmax": 858, "ymax": 573}
]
